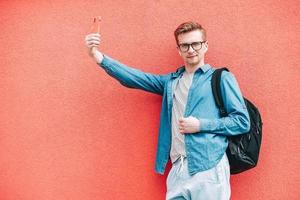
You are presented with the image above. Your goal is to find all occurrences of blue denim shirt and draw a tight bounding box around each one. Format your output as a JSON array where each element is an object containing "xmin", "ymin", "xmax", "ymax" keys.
[{"xmin": 100, "ymin": 55, "xmax": 250, "ymax": 175}]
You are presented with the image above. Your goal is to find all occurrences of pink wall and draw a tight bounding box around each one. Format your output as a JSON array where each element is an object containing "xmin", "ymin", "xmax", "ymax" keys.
[{"xmin": 1, "ymin": 0, "xmax": 299, "ymax": 199}]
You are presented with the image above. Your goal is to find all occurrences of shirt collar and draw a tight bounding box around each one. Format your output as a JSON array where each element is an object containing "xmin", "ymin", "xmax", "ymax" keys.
[
  {"xmin": 197, "ymin": 64, "xmax": 212, "ymax": 73},
  {"xmin": 171, "ymin": 66, "xmax": 185, "ymax": 78},
  {"xmin": 172, "ymin": 64, "xmax": 212, "ymax": 78}
]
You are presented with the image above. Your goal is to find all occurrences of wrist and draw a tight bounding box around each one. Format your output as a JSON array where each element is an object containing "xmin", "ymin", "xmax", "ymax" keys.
[{"xmin": 91, "ymin": 48, "xmax": 103, "ymax": 63}]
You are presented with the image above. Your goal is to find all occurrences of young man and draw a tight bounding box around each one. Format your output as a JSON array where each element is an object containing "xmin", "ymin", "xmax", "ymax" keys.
[{"xmin": 85, "ymin": 22, "xmax": 250, "ymax": 200}]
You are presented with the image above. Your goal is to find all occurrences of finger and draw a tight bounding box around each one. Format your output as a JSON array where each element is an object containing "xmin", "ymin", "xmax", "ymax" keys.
[
  {"xmin": 179, "ymin": 119, "xmax": 185, "ymax": 124},
  {"xmin": 86, "ymin": 38, "xmax": 101, "ymax": 44},
  {"xmin": 179, "ymin": 120, "xmax": 186, "ymax": 125},
  {"xmin": 89, "ymin": 44, "xmax": 99, "ymax": 48},
  {"xmin": 86, "ymin": 44, "xmax": 99, "ymax": 49},
  {"xmin": 85, "ymin": 33, "xmax": 101, "ymax": 39},
  {"xmin": 86, "ymin": 43, "xmax": 99, "ymax": 49},
  {"xmin": 86, "ymin": 36, "xmax": 101, "ymax": 42},
  {"xmin": 86, "ymin": 40, "xmax": 100, "ymax": 45},
  {"xmin": 88, "ymin": 34, "xmax": 101, "ymax": 39},
  {"xmin": 85, "ymin": 34, "xmax": 96, "ymax": 40},
  {"xmin": 179, "ymin": 124, "xmax": 185, "ymax": 131}
]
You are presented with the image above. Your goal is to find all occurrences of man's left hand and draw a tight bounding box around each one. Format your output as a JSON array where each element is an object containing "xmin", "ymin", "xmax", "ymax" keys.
[{"xmin": 179, "ymin": 116, "xmax": 200, "ymax": 134}]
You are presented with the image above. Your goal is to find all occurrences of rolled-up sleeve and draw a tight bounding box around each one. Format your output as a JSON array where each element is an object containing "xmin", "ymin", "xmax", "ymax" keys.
[{"xmin": 199, "ymin": 72, "xmax": 250, "ymax": 136}]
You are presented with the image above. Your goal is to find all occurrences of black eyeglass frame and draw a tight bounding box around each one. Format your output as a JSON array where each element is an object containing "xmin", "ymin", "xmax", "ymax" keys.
[{"xmin": 177, "ymin": 41, "xmax": 207, "ymax": 52}]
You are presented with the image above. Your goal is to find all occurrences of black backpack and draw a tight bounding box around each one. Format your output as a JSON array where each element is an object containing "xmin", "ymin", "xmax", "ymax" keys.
[{"xmin": 211, "ymin": 68, "xmax": 262, "ymax": 174}]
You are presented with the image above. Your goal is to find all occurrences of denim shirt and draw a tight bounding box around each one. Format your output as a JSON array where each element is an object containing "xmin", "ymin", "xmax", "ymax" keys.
[{"xmin": 100, "ymin": 55, "xmax": 250, "ymax": 175}]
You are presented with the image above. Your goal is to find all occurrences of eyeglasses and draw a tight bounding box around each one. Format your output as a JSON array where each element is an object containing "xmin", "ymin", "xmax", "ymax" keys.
[{"xmin": 177, "ymin": 41, "xmax": 206, "ymax": 52}]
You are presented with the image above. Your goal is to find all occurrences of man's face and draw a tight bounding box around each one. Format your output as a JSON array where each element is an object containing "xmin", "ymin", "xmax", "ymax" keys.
[{"xmin": 177, "ymin": 30, "xmax": 208, "ymax": 67}]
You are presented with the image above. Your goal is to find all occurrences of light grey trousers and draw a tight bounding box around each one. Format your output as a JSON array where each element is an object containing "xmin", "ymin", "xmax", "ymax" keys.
[{"xmin": 166, "ymin": 154, "xmax": 231, "ymax": 200}]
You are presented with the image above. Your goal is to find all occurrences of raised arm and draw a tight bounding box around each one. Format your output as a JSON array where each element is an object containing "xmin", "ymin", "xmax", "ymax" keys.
[{"xmin": 85, "ymin": 33, "xmax": 167, "ymax": 95}]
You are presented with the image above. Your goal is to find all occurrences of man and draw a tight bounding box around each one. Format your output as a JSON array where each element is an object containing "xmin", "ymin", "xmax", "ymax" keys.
[{"xmin": 85, "ymin": 22, "xmax": 250, "ymax": 200}]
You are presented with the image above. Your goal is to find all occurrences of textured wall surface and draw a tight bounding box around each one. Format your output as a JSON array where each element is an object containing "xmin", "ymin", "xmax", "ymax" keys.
[{"xmin": 0, "ymin": 0, "xmax": 299, "ymax": 199}]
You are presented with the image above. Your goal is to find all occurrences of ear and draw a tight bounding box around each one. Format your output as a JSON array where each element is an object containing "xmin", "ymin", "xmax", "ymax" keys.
[
  {"xmin": 204, "ymin": 41, "xmax": 208, "ymax": 52},
  {"xmin": 205, "ymin": 41, "xmax": 208, "ymax": 48}
]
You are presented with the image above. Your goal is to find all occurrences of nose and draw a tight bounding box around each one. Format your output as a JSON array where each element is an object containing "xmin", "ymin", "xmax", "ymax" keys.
[{"xmin": 187, "ymin": 44, "xmax": 195, "ymax": 53}]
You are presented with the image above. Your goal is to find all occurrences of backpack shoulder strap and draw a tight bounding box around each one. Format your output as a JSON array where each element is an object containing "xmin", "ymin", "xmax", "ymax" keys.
[{"xmin": 211, "ymin": 67, "xmax": 229, "ymax": 117}]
